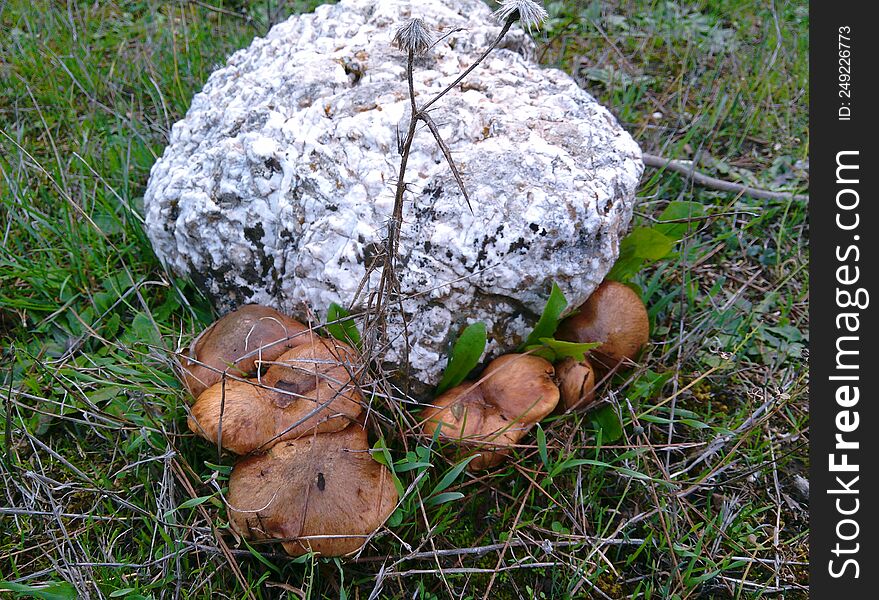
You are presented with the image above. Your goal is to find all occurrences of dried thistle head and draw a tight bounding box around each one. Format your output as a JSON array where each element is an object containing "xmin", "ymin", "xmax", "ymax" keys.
[
  {"xmin": 392, "ymin": 18, "xmax": 434, "ymax": 55},
  {"xmin": 493, "ymin": 0, "xmax": 549, "ymax": 34}
]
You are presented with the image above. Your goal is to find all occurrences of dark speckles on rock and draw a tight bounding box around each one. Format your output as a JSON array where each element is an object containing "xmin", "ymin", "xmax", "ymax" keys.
[
  {"xmin": 264, "ymin": 157, "xmax": 282, "ymax": 173},
  {"xmin": 217, "ymin": 191, "xmax": 242, "ymax": 208},
  {"xmin": 362, "ymin": 242, "xmax": 384, "ymax": 268},
  {"xmin": 509, "ymin": 237, "xmax": 530, "ymax": 254},
  {"xmin": 244, "ymin": 223, "xmax": 265, "ymax": 246}
]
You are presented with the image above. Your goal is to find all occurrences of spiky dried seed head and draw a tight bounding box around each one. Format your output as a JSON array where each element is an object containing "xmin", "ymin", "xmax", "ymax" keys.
[
  {"xmin": 493, "ymin": 0, "xmax": 549, "ymax": 34},
  {"xmin": 392, "ymin": 18, "xmax": 434, "ymax": 55}
]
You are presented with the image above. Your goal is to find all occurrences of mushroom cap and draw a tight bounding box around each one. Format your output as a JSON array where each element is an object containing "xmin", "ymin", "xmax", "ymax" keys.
[
  {"xmin": 180, "ymin": 305, "xmax": 309, "ymax": 399},
  {"xmin": 421, "ymin": 354, "xmax": 559, "ymax": 470},
  {"xmin": 227, "ymin": 424, "xmax": 398, "ymax": 557},
  {"xmin": 188, "ymin": 336, "xmax": 363, "ymax": 454},
  {"xmin": 556, "ymin": 356, "xmax": 597, "ymax": 411},
  {"xmin": 556, "ymin": 281, "xmax": 649, "ymax": 372}
]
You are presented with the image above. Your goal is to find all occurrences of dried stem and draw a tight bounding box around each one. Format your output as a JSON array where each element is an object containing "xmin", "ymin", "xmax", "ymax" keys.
[
  {"xmin": 364, "ymin": 20, "xmax": 518, "ymax": 384},
  {"xmin": 419, "ymin": 20, "xmax": 514, "ymax": 114},
  {"xmin": 419, "ymin": 111, "xmax": 472, "ymax": 212}
]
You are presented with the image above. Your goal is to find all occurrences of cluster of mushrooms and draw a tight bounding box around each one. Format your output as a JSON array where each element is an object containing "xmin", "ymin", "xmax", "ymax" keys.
[
  {"xmin": 422, "ymin": 281, "xmax": 649, "ymax": 470},
  {"xmin": 179, "ymin": 306, "xmax": 397, "ymax": 557},
  {"xmin": 177, "ymin": 281, "xmax": 648, "ymax": 557}
]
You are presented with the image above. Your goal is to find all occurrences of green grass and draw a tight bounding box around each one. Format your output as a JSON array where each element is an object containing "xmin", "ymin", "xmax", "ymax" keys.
[{"xmin": 1, "ymin": 0, "xmax": 808, "ymax": 598}]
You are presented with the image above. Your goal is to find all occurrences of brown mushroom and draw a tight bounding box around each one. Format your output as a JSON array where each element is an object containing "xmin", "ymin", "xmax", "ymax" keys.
[
  {"xmin": 188, "ymin": 335, "xmax": 364, "ymax": 454},
  {"xmin": 555, "ymin": 356, "xmax": 597, "ymax": 411},
  {"xmin": 227, "ymin": 424, "xmax": 398, "ymax": 557},
  {"xmin": 180, "ymin": 305, "xmax": 309, "ymax": 399},
  {"xmin": 421, "ymin": 354, "xmax": 560, "ymax": 470},
  {"xmin": 556, "ymin": 281, "xmax": 649, "ymax": 373}
]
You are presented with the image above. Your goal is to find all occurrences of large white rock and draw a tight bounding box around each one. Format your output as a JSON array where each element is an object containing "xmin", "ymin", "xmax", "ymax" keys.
[{"xmin": 144, "ymin": 0, "xmax": 643, "ymax": 388}]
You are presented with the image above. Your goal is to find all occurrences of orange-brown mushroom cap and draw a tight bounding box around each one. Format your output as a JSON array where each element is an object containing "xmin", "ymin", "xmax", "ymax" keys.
[
  {"xmin": 421, "ymin": 354, "xmax": 559, "ymax": 470},
  {"xmin": 188, "ymin": 336, "xmax": 364, "ymax": 454},
  {"xmin": 227, "ymin": 425, "xmax": 398, "ymax": 557},
  {"xmin": 556, "ymin": 281, "xmax": 649, "ymax": 372},
  {"xmin": 180, "ymin": 305, "xmax": 310, "ymax": 399},
  {"xmin": 555, "ymin": 356, "xmax": 597, "ymax": 411}
]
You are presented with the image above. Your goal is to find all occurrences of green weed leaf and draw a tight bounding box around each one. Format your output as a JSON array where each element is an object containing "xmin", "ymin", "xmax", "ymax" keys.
[
  {"xmin": 655, "ymin": 201, "xmax": 706, "ymax": 240},
  {"xmin": 536, "ymin": 424, "xmax": 549, "ymax": 469},
  {"xmin": 536, "ymin": 338, "xmax": 601, "ymax": 362},
  {"xmin": 371, "ymin": 437, "xmax": 404, "ymax": 496},
  {"xmin": 424, "ymin": 491, "xmax": 465, "ymax": 507},
  {"xmin": 129, "ymin": 312, "xmax": 161, "ymax": 346},
  {"xmin": 591, "ymin": 405, "xmax": 624, "ymax": 442},
  {"xmin": 0, "ymin": 582, "xmax": 77, "ymax": 600},
  {"xmin": 429, "ymin": 455, "xmax": 477, "ymax": 497},
  {"xmin": 522, "ymin": 282, "xmax": 568, "ymax": 348},
  {"xmin": 607, "ymin": 227, "xmax": 676, "ymax": 282},
  {"xmin": 326, "ymin": 303, "xmax": 361, "ymax": 349},
  {"xmin": 436, "ymin": 322, "xmax": 487, "ymax": 395}
]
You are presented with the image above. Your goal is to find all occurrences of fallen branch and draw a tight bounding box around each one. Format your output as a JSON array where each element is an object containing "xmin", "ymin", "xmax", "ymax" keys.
[{"xmin": 642, "ymin": 153, "xmax": 808, "ymax": 202}]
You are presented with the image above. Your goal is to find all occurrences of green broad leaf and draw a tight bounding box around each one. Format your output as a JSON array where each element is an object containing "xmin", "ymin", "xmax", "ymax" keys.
[
  {"xmin": 590, "ymin": 405, "xmax": 624, "ymax": 443},
  {"xmin": 678, "ymin": 418, "xmax": 710, "ymax": 430},
  {"xmin": 204, "ymin": 461, "xmax": 233, "ymax": 476},
  {"xmin": 429, "ymin": 455, "xmax": 477, "ymax": 497},
  {"xmin": 424, "ymin": 491, "xmax": 465, "ymax": 507},
  {"xmin": 655, "ymin": 201, "xmax": 706, "ymax": 241},
  {"xmin": 242, "ymin": 538, "xmax": 283, "ymax": 575},
  {"xmin": 536, "ymin": 424, "xmax": 549, "ymax": 469},
  {"xmin": 522, "ymin": 282, "xmax": 568, "ymax": 348},
  {"xmin": 393, "ymin": 460, "xmax": 432, "ymax": 473},
  {"xmin": 625, "ymin": 227, "xmax": 676, "ymax": 260},
  {"xmin": 86, "ymin": 386, "xmax": 121, "ymax": 404},
  {"xmin": 605, "ymin": 242, "xmax": 642, "ymax": 282},
  {"xmin": 371, "ymin": 438, "xmax": 404, "ymax": 496},
  {"xmin": 415, "ymin": 445, "xmax": 431, "ymax": 461},
  {"xmin": 387, "ymin": 508, "xmax": 404, "ymax": 528},
  {"xmin": 616, "ymin": 467, "xmax": 652, "ymax": 481},
  {"xmin": 103, "ymin": 313, "xmax": 122, "ymax": 339},
  {"xmin": 606, "ymin": 227, "xmax": 676, "ymax": 282},
  {"xmin": 0, "ymin": 582, "xmax": 77, "ymax": 600},
  {"xmin": 163, "ymin": 494, "xmax": 213, "ymax": 518},
  {"xmin": 178, "ymin": 495, "xmax": 213, "ymax": 509},
  {"xmin": 628, "ymin": 369, "xmax": 673, "ymax": 401},
  {"xmin": 129, "ymin": 311, "xmax": 161, "ymax": 346},
  {"xmin": 326, "ymin": 303, "xmax": 361, "ymax": 349},
  {"xmin": 436, "ymin": 322, "xmax": 487, "ymax": 395},
  {"xmin": 549, "ymin": 457, "xmax": 611, "ymax": 478},
  {"xmin": 522, "ymin": 345, "xmax": 557, "ymax": 362},
  {"xmin": 535, "ymin": 338, "xmax": 601, "ymax": 362}
]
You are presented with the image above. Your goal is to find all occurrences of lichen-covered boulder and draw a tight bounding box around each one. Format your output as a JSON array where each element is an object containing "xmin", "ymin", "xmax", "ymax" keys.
[{"xmin": 144, "ymin": 0, "xmax": 643, "ymax": 389}]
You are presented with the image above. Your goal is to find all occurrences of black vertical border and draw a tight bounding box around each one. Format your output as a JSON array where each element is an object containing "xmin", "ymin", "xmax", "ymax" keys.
[{"xmin": 809, "ymin": 3, "xmax": 875, "ymax": 597}]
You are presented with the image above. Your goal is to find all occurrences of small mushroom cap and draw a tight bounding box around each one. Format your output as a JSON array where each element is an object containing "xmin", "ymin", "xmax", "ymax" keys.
[
  {"xmin": 420, "ymin": 384, "xmax": 515, "ymax": 470},
  {"xmin": 188, "ymin": 337, "xmax": 363, "ymax": 454},
  {"xmin": 556, "ymin": 356, "xmax": 597, "ymax": 411},
  {"xmin": 480, "ymin": 354, "xmax": 560, "ymax": 422},
  {"xmin": 180, "ymin": 305, "xmax": 309, "ymax": 399},
  {"xmin": 421, "ymin": 354, "xmax": 559, "ymax": 470},
  {"xmin": 556, "ymin": 281, "xmax": 649, "ymax": 372},
  {"xmin": 227, "ymin": 425, "xmax": 398, "ymax": 557}
]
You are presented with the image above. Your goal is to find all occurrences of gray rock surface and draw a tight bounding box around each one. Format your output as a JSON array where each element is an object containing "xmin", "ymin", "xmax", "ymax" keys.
[{"xmin": 144, "ymin": 0, "xmax": 643, "ymax": 388}]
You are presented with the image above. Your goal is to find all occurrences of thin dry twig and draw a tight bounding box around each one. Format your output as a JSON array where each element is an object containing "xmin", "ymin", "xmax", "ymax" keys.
[{"xmin": 642, "ymin": 153, "xmax": 808, "ymax": 202}]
